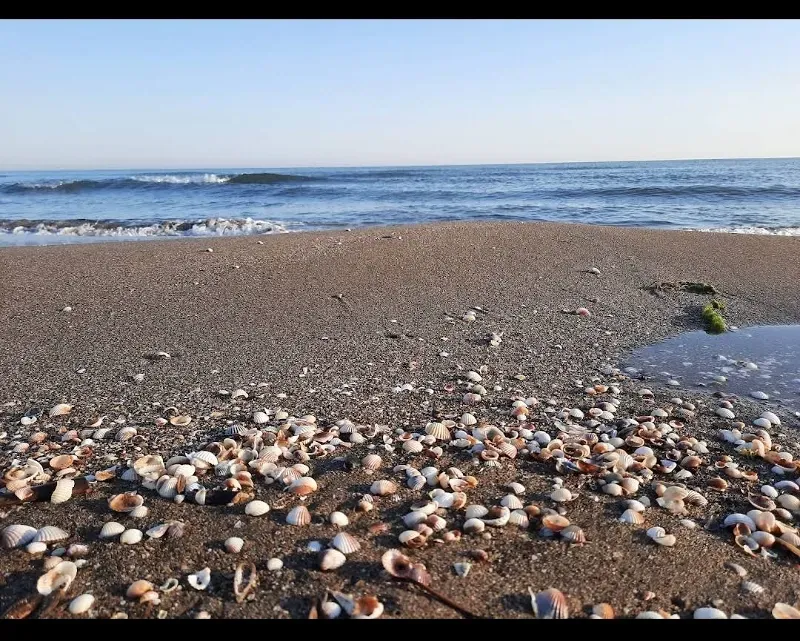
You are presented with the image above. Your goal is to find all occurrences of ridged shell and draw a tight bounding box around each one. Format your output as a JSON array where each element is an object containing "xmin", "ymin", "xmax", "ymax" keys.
[
  {"xmin": 2, "ymin": 524, "xmax": 38, "ymax": 549},
  {"xmin": 319, "ymin": 548, "xmax": 347, "ymax": 571},
  {"xmin": 362, "ymin": 454, "xmax": 382, "ymax": 471},
  {"xmin": 224, "ymin": 537, "xmax": 244, "ymax": 553},
  {"xmin": 156, "ymin": 477, "xmax": 179, "ymax": 499},
  {"xmin": 169, "ymin": 415, "xmax": 192, "ymax": 427},
  {"xmin": 773, "ymin": 603, "xmax": 800, "ymax": 619},
  {"xmin": 500, "ymin": 494, "xmax": 524, "ymax": 510},
  {"xmin": 50, "ymin": 478, "xmax": 75, "ymax": 505},
  {"xmin": 370, "ymin": 480, "xmax": 398, "ymax": 496},
  {"xmin": 402, "ymin": 440, "xmax": 424, "ymax": 453},
  {"xmin": 49, "ymin": 454, "xmax": 74, "ymax": 471},
  {"xmin": 407, "ymin": 475, "xmax": 426, "ymax": 491},
  {"xmin": 465, "ymin": 504, "xmax": 489, "ymax": 520},
  {"xmin": 108, "ymin": 492, "xmax": 145, "ymax": 512},
  {"xmin": 287, "ymin": 477, "xmax": 318, "ymax": 496},
  {"xmin": 463, "ymin": 518, "xmax": 486, "ymax": 534},
  {"xmin": 120, "ymin": 529, "xmax": 143, "ymax": 545},
  {"xmin": 425, "ymin": 422, "xmax": 451, "ymax": 441},
  {"xmin": 37, "ymin": 560, "xmax": 77, "ymax": 595},
  {"xmin": 560, "ymin": 525, "xmax": 586, "ymax": 544},
  {"xmin": 286, "ymin": 505, "xmax": 311, "ymax": 526},
  {"xmin": 245, "ymin": 500, "xmax": 270, "ymax": 517},
  {"xmin": 49, "ymin": 403, "xmax": 72, "ymax": 417},
  {"xmin": 329, "ymin": 511, "xmax": 349, "ymax": 527},
  {"xmin": 508, "ymin": 510, "xmax": 530, "ymax": 528},
  {"xmin": 530, "ymin": 587, "xmax": 569, "ymax": 619},
  {"xmin": 619, "ymin": 509, "xmax": 644, "ymax": 525},
  {"xmin": 332, "ymin": 531, "xmax": 361, "ymax": 555},
  {"xmin": 191, "ymin": 450, "xmax": 218, "ymax": 467},
  {"xmin": 461, "ymin": 413, "xmax": 478, "ymax": 426},
  {"xmin": 32, "ymin": 526, "xmax": 69, "ymax": 544},
  {"xmin": 253, "ymin": 411, "xmax": 269, "ymax": 424},
  {"xmin": 99, "ymin": 521, "xmax": 125, "ymax": 539},
  {"xmin": 550, "ymin": 488, "xmax": 573, "ymax": 503},
  {"xmin": 187, "ymin": 567, "xmax": 211, "ymax": 590}
]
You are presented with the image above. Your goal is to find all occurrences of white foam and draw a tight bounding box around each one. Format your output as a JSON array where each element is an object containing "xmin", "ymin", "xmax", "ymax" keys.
[
  {"xmin": 129, "ymin": 173, "xmax": 231, "ymax": 184},
  {"xmin": 695, "ymin": 226, "xmax": 800, "ymax": 236}
]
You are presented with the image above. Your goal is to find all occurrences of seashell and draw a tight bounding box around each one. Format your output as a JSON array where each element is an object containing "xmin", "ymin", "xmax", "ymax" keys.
[
  {"xmin": 68, "ymin": 594, "xmax": 95, "ymax": 615},
  {"xmin": 287, "ymin": 477, "xmax": 318, "ymax": 496},
  {"xmin": 169, "ymin": 415, "xmax": 192, "ymax": 427},
  {"xmin": 425, "ymin": 422, "xmax": 451, "ymax": 441},
  {"xmin": 37, "ymin": 560, "xmax": 77, "ymax": 595},
  {"xmin": 319, "ymin": 548, "xmax": 347, "ymax": 571},
  {"xmin": 23, "ymin": 541, "xmax": 45, "ymax": 554},
  {"xmin": 716, "ymin": 407, "xmax": 735, "ymax": 419},
  {"xmin": 399, "ymin": 530, "xmax": 426, "ymax": 547},
  {"xmin": 500, "ymin": 494, "xmax": 524, "ymax": 510},
  {"xmin": 188, "ymin": 567, "xmax": 211, "ymax": 591},
  {"xmin": 362, "ymin": 454, "xmax": 382, "ymax": 471},
  {"xmin": 286, "ymin": 505, "xmax": 311, "ymax": 526},
  {"xmin": 252, "ymin": 411, "xmax": 269, "ymax": 424},
  {"xmin": 750, "ymin": 531, "xmax": 775, "ymax": 548},
  {"xmin": 601, "ymin": 483, "xmax": 623, "ymax": 496},
  {"xmin": 752, "ymin": 510, "xmax": 777, "ymax": 533},
  {"xmin": 99, "ymin": 521, "xmax": 126, "ymax": 539},
  {"xmin": 465, "ymin": 505, "xmax": 489, "ymax": 520},
  {"xmin": 773, "ymin": 603, "xmax": 800, "ymax": 619},
  {"xmin": 407, "ymin": 475, "xmax": 426, "ymax": 491},
  {"xmin": 108, "ymin": 492, "xmax": 144, "ymax": 513},
  {"xmin": 332, "ymin": 531, "xmax": 361, "ymax": 555},
  {"xmin": 156, "ymin": 476, "xmax": 179, "ymax": 499},
  {"xmin": 529, "ymin": 587, "xmax": 569, "ymax": 619},
  {"xmin": 245, "ymin": 500, "xmax": 270, "ymax": 517},
  {"xmin": 708, "ymin": 477, "xmax": 728, "ymax": 491},
  {"xmin": 760, "ymin": 411, "xmax": 780, "ymax": 426},
  {"xmin": 50, "ymin": 403, "xmax": 72, "ymax": 418},
  {"xmin": 780, "ymin": 532, "xmax": 800, "ymax": 547},
  {"xmin": 120, "ymin": 529, "xmax": 143, "ymax": 545},
  {"xmin": 32, "ymin": 526, "xmax": 69, "ymax": 544},
  {"xmin": 461, "ymin": 413, "xmax": 478, "ymax": 426},
  {"xmin": 167, "ymin": 521, "xmax": 185, "ymax": 539},
  {"xmin": 453, "ymin": 561, "xmax": 472, "ymax": 577},
  {"xmin": 370, "ymin": 479, "xmax": 398, "ymax": 496},
  {"xmin": 542, "ymin": 514, "xmax": 570, "ymax": 532},
  {"xmin": 190, "ymin": 450, "xmax": 218, "ymax": 468},
  {"xmin": 508, "ymin": 510, "xmax": 530, "ymax": 528},
  {"xmin": 126, "ymin": 580, "xmax": 154, "ymax": 599},
  {"xmin": 329, "ymin": 511, "xmax": 349, "ymax": 527},
  {"xmin": 49, "ymin": 478, "xmax": 75, "ymax": 505},
  {"xmin": 694, "ymin": 607, "xmax": 727, "ymax": 619},
  {"xmin": 49, "ymin": 454, "xmax": 74, "ymax": 471},
  {"xmin": 620, "ymin": 477, "xmax": 640, "ymax": 495},
  {"xmin": 507, "ymin": 481, "xmax": 526, "ymax": 495},
  {"xmin": 619, "ymin": 509, "xmax": 644, "ymax": 525},
  {"xmin": 777, "ymin": 494, "xmax": 800, "ymax": 511},
  {"xmin": 115, "ymin": 426, "xmax": 137, "ymax": 442},
  {"xmin": 133, "ymin": 455, "xmax": 165, "ymax": 476},
  {"xmin": 2, "ymin": 524, "xmax": 38, "ymax": 549},
  {"xmin": 482, "ymin": 506, "xmax": 511, "ymax": 527},
  {"xmin": 724, "ymin": 513, "xmax": 757, "ymax": 530},
  {"xmin": 225, "ymin": 424, "xmax": 248, "ymax": 436},
  {"xmin": 560, "ymin": 525, "xmax": 586, "ymax": 544},
  {"xmin": 402, "ymin": 439, "xmax": 424, "ymax": 454},
  {"xmin": 463, "ymin": 518, "xmax": 486, "ymax": 534},
  {"xmin": 652, "ymin": 534, "xmax": 677, "ymax": 547},
  {"xmin": 224, "ymin": 537, "xmax": 244, "ymax": 553},
  {"xmin": 684, "ymin": 490, "xmax": 708, "ymax": 506},
  {"xmin": 550, "ymin": 487, "xmax": 573, "ymax": 503},
  {"xmin": 592, "ymin": 603, "xmax": 615, "ymax": 619},
  {"xmin": 145, "ymin": 522, "xmax": 170, "ymax": 539},
  {"xmin": 647, "ymin": 526, "xmax": 666, "ymax": 539}
]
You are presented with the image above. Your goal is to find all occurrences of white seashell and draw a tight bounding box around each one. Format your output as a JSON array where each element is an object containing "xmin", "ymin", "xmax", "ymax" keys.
[
  {"xmin": 741, "ymin": 581, "xmax": 764, "ymax": 595},
  {"xmin": 760, "ymin": 411, "xmax": 780, "ymax": 426},
  {"xmin": 245, "ymin": 500, "xmax": 270, "ymax": 517},
  {"xmin": 287, "ymin": 476, "xmax": 318, "ymax": 496},
  {"xmin": 463, "ymin": 518, "xmax": 486, "ymax": 534},
  {"xmin": 188, "ymin": 567, "xmax": 211, "ymax": 590},
  {"xmin": 625, "ymin": 500, "xmax": 646, "ymax": 513},
  {"xmin": 120, "ymin": 529, "xmax": 143, "ymax": 545},
  {"xmin": 724, "ymin": 513, "xmax": 757, "ymax": 530},
  {"xmin": 508, "ymin": 510, "xmax": 530, "ymax": 528},
  {"xmin": 32, "ymin": 526, "xmax": 69, "ymax": 544},
  {"xmin": 403, "ymin": 511, "xmax": 428, "ymax": 527},
  {"xmin": 362, "ymin": 454, "xmax": 382, "ymax": 471},
  {"xmin": 332, "ymin": 531, "xmax": 361, "ymax": 555},
  {"xmin": 37, "ymin": 560, "xmax": 77, "ymax": 595},
  {"xmin": 461, "ymin": 413, "xmax": 478, "ymax": 426},
  {"xmin": 482, "ymin": 506, "xmax": 511, "ymax": 527},
  {"xmin": 500, "ymin": 494, "xmax": 524, "ymax": 510},
  {"xmin": 694, "ymin": 607, "xmax": 727, "ymax": 619},
  {"xmin": 619, "ymin": 509, "xmax": 644, "ymax": 525},
  {"xmin": 646, "ymin": 526, "xmax": 666, "ymax": 539},
  {"xmin": 68, "ymin": 593, "xmax": 95, "ymax": 615},
  {"xmin": 156, "ymin": 477, "xmax": 179, "ymax": 499},
  {"xmin": 507, "ymin": 481, "xmax": 526, "ymax": 495},
  {"xmin": 50, "ymin": 403, "xmax": 73, "ymax": 417},
  {"xmin": 100, "ymin": 521, "xmax": 126, "ymax": 539},
  {"xmin": 550, "ymin": 488, "xmax": 573, "ymax": 503},
  {"xmin": 129, "ymin": 505, "xmax": 149, "ymax": 519},
  {"xmin": 26, "ymin": 541, "xmax": 48, "ymax": 554},
  {"xmin": 253, "ymin": 411, "xmax": 269, "ymax": 424},
  {"xmin": 329, "ymin": 511, "xmax": 349, "ymax": 527},
  {"xmin": 225, "ymin": 537, "xmax": 244, "ymax": 553},
  {"xmin": 50, "ymin": 478, "xmax": 75, "ymax": 504},
  {"xmin": 601, "ymin": 483, "xmax": 623, "ymax": 496},
  {"xmin": 715, "ymin": 407, "xmax": 736, "ymax": 419},
  {"xmin": 190, "ymin": 450, "xmax": 218, "ymax": 468},
  {"xmin": 402, "ymin": 439, "xmax": 424, "ymax": 453},
  {"xmin": 2, "ymin": 524, "xmax": 38, "ymax": 549},
  {"xmin": 286, "ymin": 505, "xmax": 311, "ymax": 526},
  {"xmin": 778, "ymin": 494, "xmax": 800, "ymax": 511},
  {"xmin": 370, "ymin": 480, "xmax": 398, "ymax": 496},
  {"xmin": 750, "ymin": 391, "xmax": 769, "ymax": 400},
  {"xmin": 752, "ymin": 417, "xmax": 772, "ymax": 429},
  {"xmin": 319, "ymin": 548, "xmax": 347, "ymax": 571}
]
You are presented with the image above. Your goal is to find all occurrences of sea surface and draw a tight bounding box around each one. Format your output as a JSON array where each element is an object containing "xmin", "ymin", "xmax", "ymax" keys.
[{"xmin": 1, "ymin": 158, "xmax": 799, "ymax": 246}]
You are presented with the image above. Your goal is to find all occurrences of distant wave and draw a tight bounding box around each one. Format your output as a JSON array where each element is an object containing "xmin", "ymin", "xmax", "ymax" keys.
[
  {"xmin": 2, "ymin": 172, "xmax": 315, "ymax": 194},
  {"xmin": 547, "ymin": 185, "xmax": 800, "ymax": 199},
  {"xmin": 695, "ymin": 225, "xmax": 800, "ymax": 236},
  {"xmin": 0, "ymin": 217, "xmax": 294, "ymax": 238}
]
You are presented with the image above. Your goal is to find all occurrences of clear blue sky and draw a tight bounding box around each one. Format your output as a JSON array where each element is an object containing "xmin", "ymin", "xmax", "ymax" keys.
[{"xmin": 1, "ymin": 19, "xmax": 798, "ymax": 170}]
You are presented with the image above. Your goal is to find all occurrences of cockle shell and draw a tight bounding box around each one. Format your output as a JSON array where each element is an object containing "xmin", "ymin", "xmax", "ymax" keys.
[
  {"xmin": 319, "ymin": 548, "xmax": 347, "ymax": 571},
  {"xmin": 224, "ymin": 537, "xmax": 244, "ymax": 553},
  {"xmin": 286, "ymin": 505, "xmax": 311, "ymax": 526},
  {"xmin": 362, "ymin": 454, "xmax": 382, "ymax": 471},
  {"xmin": 724, "ymin": 513, "xmax": 757, "ymax": 530},
  {"xmin": 332, "ymin": 531, "xmax": 361, "ymax": 555},
  {"xmin": 550, "ymin": 488, "xmax": 573, "ymax": 503},
  {"xmin": 403, "ymin": 440, "xmax": 424, "ymax": 453},
  {"xmin": 500, "ymin": 494, "xmax": 524, "ymax": 510},
  {"xmin": 560, "ymin": 525, "xmax": 586, "ymax": 544},
  {"xmin": 619, "ymin": 509, "xmax": 644, "ymax": 525},
  {"xmin": 463, "ymin": 518, "xmax": 485, "ymax": 534},
  {"xmin": 99, "ymin": 522, "xmax": 125, "ymax": 539},
  {"xmin": 188, "ymin": 567, "xmax": 211, "ymax": 591},
  {"xmin": 32, "ymin": 526, "xmax": 69, "ymax": 544},
  {"xmin": 287, "ymin": 477, "xmax": 318, "ymax": 496},
  {"xmin": 530, "ymin": 587, "xmax": 569, "ymax": 619},
  {"xmin": 329, "ymin": 511, "xmax": 349, "ymax": 527},
  {"xmin": 465, "ymin": 505, "xmax": 489, "ymax": 520},
  {"xmin": 370, "ymin": 480, "xmax": 398, "ymax": 496},
  {"xmin": 120, "ymin": 529, "xmax": 143, "ymax": 545},
  {"xmin": 425, "ymin": 422, "xmax": 451, "ymax": 441},
  {"xmin": 37, "ymin": 560, "xmax": 77, "ymax": 595},
  {"xmin": 542, "ymin": 514, "xmax": 570, "ymax": 532},
  {"xmin": 245, "ymin": 500, "xmax": 270, "ymax": 517},
  {"xmin": 133, "ymin": 455, "xmax": 165, "ymax": 476},
  {"xmin": 50, "ymin": 404, "xmax": 72, "ymax": 417},
  {"xmin": 2, "ymin": 525, "xmax": 38, "ymax": 549},
  {"xmin": 108, "ymin": 493, "xmax": 144, "ymax": 512},
  {"xmin": 50, "ymin": 478, "xmax": 75, "ymax": 504},
  {"xmin": 68, "ymin": 594, "xmax": 95, "ymax": 615}
]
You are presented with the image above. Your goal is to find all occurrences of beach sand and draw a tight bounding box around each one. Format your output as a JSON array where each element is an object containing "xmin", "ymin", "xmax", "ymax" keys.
[{"xmin": 1, "ymin": 221, "xmax": 800, "ymax": 619}]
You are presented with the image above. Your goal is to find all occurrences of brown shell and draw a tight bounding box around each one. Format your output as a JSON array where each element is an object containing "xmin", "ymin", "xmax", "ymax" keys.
[
  {"xmin": 108, "ymin": 493, "xmax": 144, "ymax": 513},
  {"xmin": 49, "ymin": 455, "xmax": 74, "ymax": 471},
  {"xmin": 531, "ymin": 587, "xmax": 569, "ymax": 619}
]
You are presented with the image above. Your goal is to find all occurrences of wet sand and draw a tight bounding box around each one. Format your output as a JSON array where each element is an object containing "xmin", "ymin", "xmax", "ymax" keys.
[{"xmin": 1, "ymin": 221, "xmax": 800, "ymax": 619}]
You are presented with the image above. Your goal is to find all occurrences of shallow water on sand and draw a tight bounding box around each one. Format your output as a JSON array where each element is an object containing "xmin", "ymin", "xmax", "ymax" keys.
[{"xmin": 623, "ymin": 325, "xmax": 800, "ymax": 413}]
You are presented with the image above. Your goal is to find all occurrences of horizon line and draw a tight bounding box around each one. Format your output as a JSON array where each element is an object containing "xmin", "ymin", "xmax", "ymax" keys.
[{"xmin": 2, "ymin": 154, "xmax": 798, "ymax": 173}]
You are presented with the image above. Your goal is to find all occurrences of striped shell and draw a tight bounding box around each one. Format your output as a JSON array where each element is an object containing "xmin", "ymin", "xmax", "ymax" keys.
[
  {"xmin": 32, "ymin": 526, "xmax": 69, "ymax": 544},
  {"xmin": 99, "ymin": 521, "xmax": 126, "ymax": 539},
  {"xmin": 50, "ymin": 478, "xmax": 75, "ymax": 504},
  {"xmin": 370, "ymin": 480, "xmax": 398, "ymax": 496},
  {"xmin": 425, "ymin": 422, "xmax": 451, "ymax": 441},
  {"xmin": 461, "ymin": 413, "xmax": 478, "ymax": 426},
  {"xmin": 530, "ymin": 587, "xmax": 569, "ymax": 619},
  {"xmin": 1, "ymin": 524, "xmax": 37, "ymax": 549},
  {"xmin": 225, "ymin": 424, "xmax": 248, "ymax": 436},
  {"xmin": 133, "ymin": 455, "xmax": 165, "ymax": 476},
  {"xmin": 120, "ymin": 529, "xmax": 143, "ymax": 545},
  {"xmin": 156, "ymin": 477, "xmax": 179, "ymax": 499},
  {"xmin": 362, "ymin": 454, "xmax": 382, "ymax": 471},
  {"xmin": 508, "ymin": 510, "xmax": 530, "ymax": 528},
  {"xmin": 287, "ymin": 477, "xmax": 318, "ymax": 496},
  {"xmin": 253, "ymin": 411, "xmax": 269, "ymax": 424},
  {"xmin": 619, "ymin": 509, "xmax": 644, "ymax": 525},
  {"xmin": 496, "ymin": 441, "xmax": 518, "ymax": 459},
  {"xmin": 500, "ymin": 494, "xmax": 524, "ymax": 510},
  {"xmin": 402, "ymin": 440, "xmax": 424, "ymax": 454},
  {"xmin": 286, "ymin": 505, "xmax": 311, "ymax": 526},
  {"xmin": 49, "ymin": 403, "xmax": 72, "ymax": 417},
  {"xmin": 190, "ymin": 450, "xmax": 218, "ymax": 468},
  {"xmin": 332, "ymin": 531, "xmax": 361, "ymax": 555},
  {"xmin": 560, "ymin": 525, "xmax": 586, "ymax": 544}
]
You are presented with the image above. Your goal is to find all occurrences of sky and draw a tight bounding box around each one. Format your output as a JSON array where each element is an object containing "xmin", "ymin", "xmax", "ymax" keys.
[{"xmin": 1, "ymin": 19, "xmax": 799, "ymax": 170}]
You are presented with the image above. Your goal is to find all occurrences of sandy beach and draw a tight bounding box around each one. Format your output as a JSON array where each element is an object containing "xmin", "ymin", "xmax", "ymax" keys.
[{"xmin": 2, "ymin": 220, "xmax": 800, "ymax": 619}]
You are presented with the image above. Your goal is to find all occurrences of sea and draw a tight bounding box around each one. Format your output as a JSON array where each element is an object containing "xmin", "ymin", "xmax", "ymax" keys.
[{"xmin": 0, "ymin": 158, "xmax": 798, "ymax": 246}]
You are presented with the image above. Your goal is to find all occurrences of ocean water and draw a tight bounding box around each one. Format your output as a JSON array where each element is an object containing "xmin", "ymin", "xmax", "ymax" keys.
[{"xmin": 0, "ymin": 158, "xmax": 799, "ymax": 246}]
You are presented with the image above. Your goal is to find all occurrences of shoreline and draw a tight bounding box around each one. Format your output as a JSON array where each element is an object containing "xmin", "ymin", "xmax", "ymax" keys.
[{"xmin": 2, "ymin": 220, "xmax": 800, "ymax": 619}]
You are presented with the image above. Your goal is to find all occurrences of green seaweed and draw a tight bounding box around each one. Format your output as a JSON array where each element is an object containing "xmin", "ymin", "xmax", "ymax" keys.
[{"xmin": 702, "ymin": 299, "xmax": 728, "ymax": 334}]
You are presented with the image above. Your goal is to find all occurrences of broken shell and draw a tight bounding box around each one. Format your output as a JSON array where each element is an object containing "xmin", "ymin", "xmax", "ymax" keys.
[
  {"xmin": 529, "ymin": 587, "xmax": 569, "ymax": 619},
  {"xmin": 49, "ymin": 479, "xmax": 75, "ymax": 505},
  {"xmin": 245, "ymin": 500, "xmax": 270, "ymax": 517},
  {"xmin": 37, "ymin": 560, "xmax": 77, "ymax": 595},
  {"xmin": 108, "ymin": 493, "xmax": 144, "ymax": 513},
  {"xmin": 399, "ymin": 530, "xmax": 426, "ymax": 547},
  {"xmin": 224, "ymin": 537, "xmax": 244, "ymax": 553},
  {"xmin": 332, "ymin": 531, "xmax": 361, "ymax": 555},
  {"xmin": 233, "ymin": 562, "xmax": 257, "ymax": 603},
  {"xmin": 188, "ymin": 567, "xmax": 211, "ymax": 591},
  {"xmin": 286, "ymin": 505, "xmax": 311, "ymax": 526},
  {"xmin": 351, "ymin": 596, "xmax": 384, "ymax": 619},
  {"xmin": 169, "ymin": 415, "xmax": 192, "ymax": 427}
]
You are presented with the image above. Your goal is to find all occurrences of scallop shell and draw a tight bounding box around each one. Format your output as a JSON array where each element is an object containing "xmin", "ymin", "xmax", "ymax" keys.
[
  {"xmin": 108, "ymin": 492, "xmax": 144, "ymax": 513},
  {"xmin": 329, "ymin": 511, "xmax": 349, "ymax": 527},
  {"xmin": 508, "ymin": 510, "xmax": 530, "ymax": 528},
  {"xmin": 560, "ymin": 525, "xmax": 586, "ymax": 544},
  {"xmin": 187, "ymin": 567, "xmax": 211, "ymax": 591},
  {"xmin": 50, "ymin": 478, "xmax": 75, "ymax": 505},
  {"xmin": 362, "ymin": 454, "xmax": 382, "ymax": 471},
  {"xmin": 99, "ymin": 521, "xmax": 125, "ymax": 539},
  {"xmin": 287, "ymin": 477, "xmax": 318, "ymax": 496},
  {"xmin": 463, "ymin": 518, "xmax": 486, "ymax": 534},
  {"xmin": 245, "ymin": 500, "xmax": 270, "ymax": 517},
  {"xmin": 461, "ymin": 413, "xmax": 478, "ymax": 426},
  {"xmin": 2, "ymin": 524, "xmax": 38, "ymax": 549},
  {"xmin": 120, "ymin": 529, "xmax": 143, "ymax": 545},
  {"xmin": 37, "ymin": 560, "xmax": 77, "ymax": 595},
  {"xmin": 68, "ymin": 594, "xmax": 95, "ymax": 615},
  {"xmin": 331, "ymin": 531, "xmax": 361, "ymax": 555},
  {"xmin": 252, "ymin": 411, "xmax": 269, "ymax": 424},
  {"xmin": 619, "ymin": 509, "xmax": 644, "ymax": 525},
  {"xmin": 319, "ymin": 548, "xmax": 347, "ymax": 571},
  {"xmin": 501, "ymin": 494, "xmax": 524, "ymax": 510},
  {"xmin": 190, "ymin": 450, "xmax": 218, "ymax": 468},
  {"xmin": 550, "ymin": 487, "xmax": 573, "ymax": 503},
  {"xmin": 530, "ymin": 587, "xmax": 569, "ymax": 619},
  {"xmin": 133, "ymin": 455, "xmax": 165, "ymax": 476},
  {"xmin": 370, "ymin": 480, "xmax": 398, "ymax": 496},
  {"xmin": 425, "ymin": 422, "xmax": 451, "ymax": 441},
  {"xmin": 286, "ymin": 505, "xmax": 311, "ymax": 526},
  {"xmin": 465, "ymin": 504, "xmax": 489, "ymax": 520},
  {"xmin": 402, "ymin": 440, "xmax": 424, "ymax": 454},
  {"xmin": 224, "ymin": 537, "xmax": 244, "ymax": 553},
  {"xmin": 32, "ymin": 526, "xmax": 69, "ymax": 544},
  {"xmin": 49, "ymin": 403, "xmax": 73, "ymax": 418}
]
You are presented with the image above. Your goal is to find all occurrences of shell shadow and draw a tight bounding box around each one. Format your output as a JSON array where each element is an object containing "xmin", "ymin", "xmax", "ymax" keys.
[{"xmin": 498, "ymin": 592, "xmax": 531, "ymax": 616}]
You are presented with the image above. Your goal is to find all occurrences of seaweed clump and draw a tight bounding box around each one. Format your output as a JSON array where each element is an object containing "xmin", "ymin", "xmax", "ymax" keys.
[{"xmin": 702, "ymin": 299, "xmax": 727, "ymax": 334}]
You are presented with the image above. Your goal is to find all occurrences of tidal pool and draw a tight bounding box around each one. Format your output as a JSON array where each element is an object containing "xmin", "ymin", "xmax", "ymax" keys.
[{"xmin": 623, "ymin": 325, "xmax": 800, "ymax": 414}]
